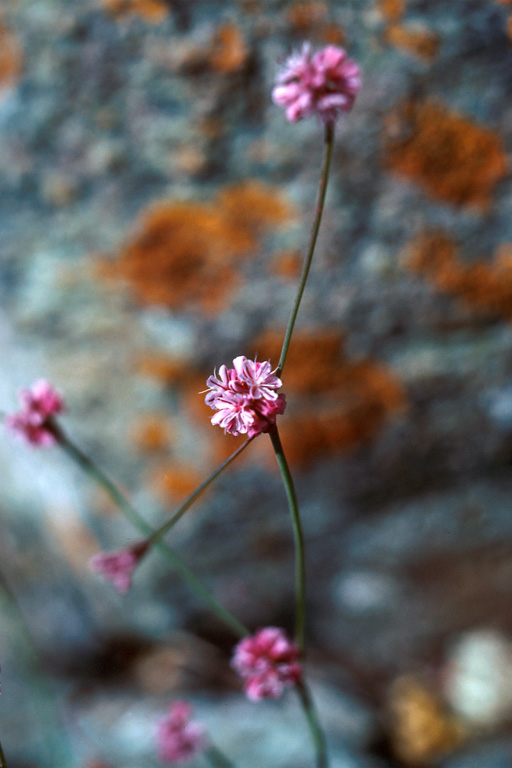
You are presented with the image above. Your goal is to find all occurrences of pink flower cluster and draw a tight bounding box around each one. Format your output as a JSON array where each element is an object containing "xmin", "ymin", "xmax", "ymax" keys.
[
  {"xmin": 205, "ymin": 356, "xmax": 286, "ymax": 437},
  {"xmin": 6, "ymin": 379, "xmax": 64, "ymax": 447},
  {"xmin": 232, "ymin": 627, "xmax": 302, "ymax": 701},
  {"xmin": 272, "ymin": 44, "xmax": 361, "ymax": 125},
  {"xmin": 89, "ymin": 540, "xmax": 149, "ymax": 594},
  {"xmin": 157, "ymin": 701, "xmax": 206, "ymax": 765}
]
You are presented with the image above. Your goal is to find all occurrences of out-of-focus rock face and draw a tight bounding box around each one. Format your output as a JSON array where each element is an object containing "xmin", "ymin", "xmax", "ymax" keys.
[{"xmin": 2, "ymin": 1, "xmax": 512, "ymax": 766}]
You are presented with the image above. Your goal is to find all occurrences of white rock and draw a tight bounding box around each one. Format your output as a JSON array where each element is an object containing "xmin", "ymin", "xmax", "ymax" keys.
[{"xmin": 444, "ymin": 629, "xmax": 512, "ymax": 728}]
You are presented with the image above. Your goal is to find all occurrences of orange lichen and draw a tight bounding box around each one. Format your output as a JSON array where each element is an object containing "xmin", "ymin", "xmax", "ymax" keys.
[
  {"xmin": 254, "ymin": 330, "xmax": 343, "ymax": 394},
  {"xmin": 288, "ymin": 2, "xmax": 327, "ymax": 30},
  {"xmin": 108, "ymin": 182, "xmax": 292, "ymax": 314},
  {"xmin": 137, "ymin": 355, "xmax": 192, "ymax": 386},
  {"xmin": 271, "ymin": 249, "xmax": 303, "ymax": 279},
  {"xmin": 210, "ymin": 22, "xmax": 248, "ymax": 74},
  {"xmin": 237, "ymin": 0, "xmax": 260, "ymax": 11},
  {"xmin": 101, "ymin": 0, "xmax": 169, "ymax": 22},
  {"xmin": 287, "ymin": 3, "xmax": 345, "ymax": 44},
  {"xmin": 115, "ymin": 203, "xmax": 240, "ymax": 313},
  {"xmin": 319, "ymin": 23, "xmax": 346, "ymax": 46},
  {"xmin": 132, "ymin": 414, "xmax": 172, "ymax": 453},
  {"xmin": 217, "ymin": 181, "xmax": 292, "ymax": 233},
  {"xmin": 0, "ymin": 18, "xmax": 23, "ymax": 101},
  {"xmin": 252, "ymin": 330, "xmax": 407, "ymax": 468},
  {"xmin": 377, "ymin": 0, "xmax": 406, "ymax": 22},
  {"xmin": 384, "ymin": 24, "xmax": 440, "ymax": 62},
  {"xmin": 152, "ymin": 463, "xmax": 205, "ymax": 504},
  {"xmin": 407, "ymin": 231, "xmax": 512, "ymax": 321},
  {"xmin": 386, "ymin": 100, "xmax": 508, "ymax": 208}
]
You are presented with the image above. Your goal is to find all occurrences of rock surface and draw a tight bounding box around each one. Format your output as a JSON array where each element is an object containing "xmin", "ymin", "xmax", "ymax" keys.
[{"xmin": 2, "ymin": 0, "xmax": 512, "ymax": 766}]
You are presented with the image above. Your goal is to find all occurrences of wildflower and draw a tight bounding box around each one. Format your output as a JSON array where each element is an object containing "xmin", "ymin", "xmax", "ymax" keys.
[
  {"xmin": 272, "ymin": 43, "xmax": 361, "ymax": 125},
  {"xmin": 89, "ymin": 540, "xmax": 149, "ymax": 594},
  {"xmin": 157, "ymin": 701, "xmax": 206, "ymax": 765},
  {"xmin": 205, "ymin": 356, "xmax": 286, "ymax": 437},
  {"xmin": 232, "ymin": 627, "xmax": 302, "ymax": 701},
  {"xmin": 6, "ymin": 379, "xmax": 64, "ymax": 447}
]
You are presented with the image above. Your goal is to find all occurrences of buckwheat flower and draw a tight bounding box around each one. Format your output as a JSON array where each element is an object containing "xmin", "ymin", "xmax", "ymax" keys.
[
  {"xmin": 6, "ymin": 379, "xmax": 64, "ymax": 447},
  {"xmin": 157, "ymin": 701, "xmax": 206, "ymax": 765},
  {"xmin": 89, "ymin": 540, "xmax": 149, "ymax": 594},
  {"xmin": 232, "ymin": 627, "xmax": 302, "ymax": 701},
  {"xmin": 205, "ymin": 356, "xmax": 286, "ymax": 437},
  {"xmin": 272, "ymin": 43, "xmax": 361, "ymax": 125}
]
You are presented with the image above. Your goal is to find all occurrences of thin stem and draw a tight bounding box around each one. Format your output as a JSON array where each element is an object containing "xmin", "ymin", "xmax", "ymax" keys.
[
  {"xmin": 277, "ymin": 122, "xmax": 335, "ymax": 376},
  {"xmin": 269, "ymin": 426, "xmax": 306, "ymax": 651},
  {"xmin": 148, "ymin": 437, "xmax": 254, "ymax": 544},
  {"xmin": 205, "ymin": 745, "xmax": 236, "ymax": 768},
  {"xmin": 0, "ymin": 577, "xmax": 75, "ymax": 768},
  {"xmin": 270, "ymin": 429, "xmax": 328, "ymax": 766},
  {"xmin": 53, "ymin": 424, "xmax": 249, "ymax": 639},
  {"xmin": 296, "ymin": 680, "xmax": 328, "ymax": 768}
]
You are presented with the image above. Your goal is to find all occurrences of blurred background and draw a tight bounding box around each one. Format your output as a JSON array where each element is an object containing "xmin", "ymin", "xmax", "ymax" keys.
[{"xmin": 2, "ymin": 0, "xmax": 512, "ymax": 765}]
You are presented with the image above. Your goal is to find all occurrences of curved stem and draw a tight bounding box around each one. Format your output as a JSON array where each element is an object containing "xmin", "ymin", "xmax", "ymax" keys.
[
  {"xmin": 296, "ymin": 680, "xmax": 328, "ymax": 768},
  {"xmin": 0, "ymin": 575, "xmax": 75, "ymax": 768},
  {"xmin": 53, "ymin": 424, "xmax": 249, "ymax": 639},
  {"xmin": 277, "ymin": 122, "xmax": 335, "ymax": 377},
  {"xmin": 269, "ymin": 426, "xmax": 306, "ymax": 651},
  {"xmin": 148, "ymin": 437, "xmax": 254, "ymax": 544}
]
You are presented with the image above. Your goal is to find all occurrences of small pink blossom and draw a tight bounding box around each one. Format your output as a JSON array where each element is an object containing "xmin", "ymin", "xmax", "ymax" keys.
[
  {"xmin": 205, "ymin": 356, "xmax": 286, "ymax": 437},
  {"xmin": 272, "ymin": 43, "xmax": 361, "ymax": 125},
  {"xmin": 89, "ymin": 540, "xmax": 149, "ymax": 594},
  {"xmin": 6, "ymin": 379, "xmax": 64, "ymax": 447},
  {"xmin": 232, "ymin": 627, "xmax": 302, "ymax": 701},
  {"xmin": 157, "ymin": 701, "xmax": 206, "ymax": 765}
]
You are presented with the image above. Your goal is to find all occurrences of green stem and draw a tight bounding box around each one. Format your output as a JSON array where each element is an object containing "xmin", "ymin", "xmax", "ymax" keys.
[
  {"xmin": 277, "ymin": 122, "xmax": 335, "ymax": 376},
  {"xmin": 269, "ymin": 426, "xmax": 306, "ymax": 651},
  {"xmin": 148, "ymin": 437, "xmax": 254, "ymax": 544},
  {"xmin": 205, "ymin": 744, "xmax": 236, "ymax": 768},
  {"xmin": 53, "ymin": 424, "xmax": 249, "ymax": 639},
  {"xmin": 296, "ymin": 680, "xmax": 328, "ymax": 768},
  {"xmin": 0, "ymin": 577, "xmax": 75, "ymax": 768}
]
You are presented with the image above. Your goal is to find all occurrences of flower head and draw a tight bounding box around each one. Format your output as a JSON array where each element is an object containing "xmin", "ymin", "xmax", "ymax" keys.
[
  {"xmin": 89, "ymin": 540, "xmax": 149, "ymax": 594},
  {"xmin": 272, "ymin": 43, "xmax": 361, "ymax": 125},
  {"xmin": 232, "ymin": 627, "xmax": 302, "ymax": 701},
  {"xmin": 157, "ymin": 701, "xmax": 206, "ymax": 765},
  {"xmin": 6, "ymin": 379, "xmax": 64, "ymax": 447},
  {"xmin": 205, "ymin": 356, "xmax": 286, "ymax": 437}
]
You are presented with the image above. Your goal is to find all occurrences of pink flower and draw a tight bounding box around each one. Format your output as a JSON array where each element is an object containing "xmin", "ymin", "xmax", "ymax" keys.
[
  {"xmin": 272, "ymin": 43, "xmax": 361, "ymax": 125},
  {"xmin": 205, "ymin": 356, "xmax": 286, "ymax": 437},
  {"xmin": 89, "ymin": 540, "xmax": 149, "ymax": 594},
  {"xmin": 157, "ymin": 701, "xmax": 206, "ymax": 765},
  {"xmin": 6, "ymin": 379, "xmax": 64, "ymax": 447},
  {"xmin": 232, "ymin": 627, "xmax": 302, "ymax": 701}
]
